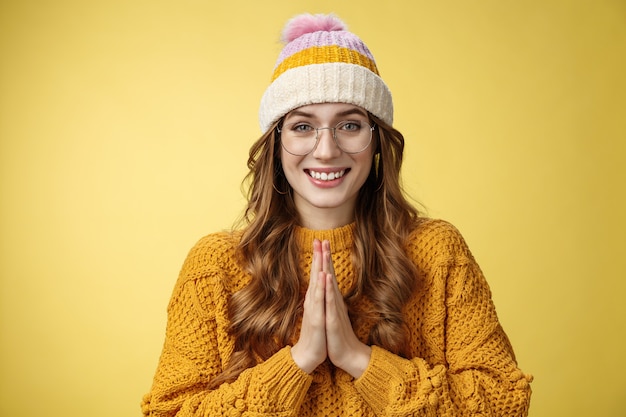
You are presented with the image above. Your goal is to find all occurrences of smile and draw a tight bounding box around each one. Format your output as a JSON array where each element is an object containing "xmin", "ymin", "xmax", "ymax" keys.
[{"xmin": 307, "ymin": 169, "xmax": 346, "ymax": 181}]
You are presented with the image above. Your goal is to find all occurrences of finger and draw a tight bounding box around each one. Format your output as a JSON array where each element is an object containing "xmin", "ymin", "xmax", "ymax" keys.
[
  {"xmin": 315, "ymin": 270, "xmax": 327, "ymax": 304},
  {"xmin": 312, "ymin": 239, "xmax": 322, "ymax": 273},
  {"xmin": 302, "ymin": 271, "xmax": 326, "ymax": 335},
  {"xmin": 322, "ymin": 240, "xmax": 336, "ymax": 276},
  {"xmin": 323, "ymin": 242, "xmax": 339, "ymax": 296},
  {"xmin": 307, "ymin": 239, "xmax": 322, "ymax": 294},
  {"xmin": 303, "ymin": 271, "xmax": 326, "ymax": 329},
  {"xmin": 325, "ymin": 272, "xmax": 343, "ymax": 321},
  {"xmin": 324, "ymin": 272, "xmax": 336, "ymax": 308}
]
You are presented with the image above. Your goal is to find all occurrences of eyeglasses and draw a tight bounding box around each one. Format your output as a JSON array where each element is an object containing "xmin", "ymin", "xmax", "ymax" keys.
[{"xmin": 278, "ymin": 120, "xmax": 375, "ymax": 156}]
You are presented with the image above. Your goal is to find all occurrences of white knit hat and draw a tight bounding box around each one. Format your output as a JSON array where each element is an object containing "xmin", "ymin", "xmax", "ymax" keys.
[{"xmin": 258, "ymin": 13, "xmax": 393, "ymax": 132}]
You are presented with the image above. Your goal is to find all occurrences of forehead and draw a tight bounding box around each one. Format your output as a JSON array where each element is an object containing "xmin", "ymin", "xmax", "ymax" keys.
[{"xmin": 285, "ymin": 103, "xmax": 368, "ymax": 120}]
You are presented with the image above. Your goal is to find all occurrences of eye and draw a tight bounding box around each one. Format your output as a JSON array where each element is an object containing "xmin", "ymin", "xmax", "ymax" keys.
[
  {"xmin": 288, "ymin": 123, "xmax": 315, "ymax": 134},
  {"xmin": 337, "ymin": 121, "xmax": 362, "ymax": 132}
]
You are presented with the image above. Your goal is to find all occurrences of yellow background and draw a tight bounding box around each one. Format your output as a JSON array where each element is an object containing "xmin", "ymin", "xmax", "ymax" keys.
[{"xmin": 1, "ymin": 1, "xmax": 624, "ymax": 416}]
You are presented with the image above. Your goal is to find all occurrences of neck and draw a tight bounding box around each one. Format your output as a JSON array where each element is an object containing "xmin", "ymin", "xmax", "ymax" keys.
[
  {"xmin": 297, "ymin": 206, "xmax": 354, "ymax": 230},
  {"xmin": 292, "ymin": 190, "xmax": 358, "ymax": 229}
]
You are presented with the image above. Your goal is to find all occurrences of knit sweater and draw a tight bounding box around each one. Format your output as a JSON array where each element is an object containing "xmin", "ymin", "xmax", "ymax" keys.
[{"xmin": 142, "ymin": 219, "xmax": 532, "ymax": 416}]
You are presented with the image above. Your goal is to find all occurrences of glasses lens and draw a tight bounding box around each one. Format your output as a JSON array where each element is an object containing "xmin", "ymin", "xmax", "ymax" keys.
[
  {"xmin": 280, "ymin": 122, "xmax": 317, "ymax": 155},
  {"xmin": 334, "ymin": 121, "xmax": 373, "ymax": 154}
]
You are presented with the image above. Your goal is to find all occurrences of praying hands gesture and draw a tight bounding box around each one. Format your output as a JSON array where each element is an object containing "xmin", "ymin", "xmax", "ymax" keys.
[{"xmin": 291, "ymin": 239, "xmax": 372, "ymax": 378}]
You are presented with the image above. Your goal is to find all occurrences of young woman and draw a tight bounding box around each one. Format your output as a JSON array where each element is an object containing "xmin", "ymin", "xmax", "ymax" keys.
[{"xmin": 142, "ymin": 13, "xmax": 532, "ymax": 416}]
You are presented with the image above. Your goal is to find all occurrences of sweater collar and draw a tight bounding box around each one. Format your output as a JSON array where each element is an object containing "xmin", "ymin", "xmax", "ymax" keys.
[{"xmin": 294, "ymin": 223, "xmax": 355, "ymax": 252}]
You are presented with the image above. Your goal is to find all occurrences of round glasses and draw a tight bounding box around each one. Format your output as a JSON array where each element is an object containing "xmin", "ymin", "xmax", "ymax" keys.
[{"xmin": 278, "ymin": 120, "xmax": 375, "ymax": 156}]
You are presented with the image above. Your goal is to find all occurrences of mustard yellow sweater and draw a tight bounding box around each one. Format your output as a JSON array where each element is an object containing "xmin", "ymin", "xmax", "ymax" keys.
[{"xmin": 142, "ymin": 219, "xmax": 532, "ymax": 416}]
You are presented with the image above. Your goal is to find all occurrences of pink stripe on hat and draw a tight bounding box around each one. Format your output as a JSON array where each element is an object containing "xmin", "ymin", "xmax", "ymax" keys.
[{"xmin": 275, "ymin": 30, "xmax": 377, "ymax": 69}]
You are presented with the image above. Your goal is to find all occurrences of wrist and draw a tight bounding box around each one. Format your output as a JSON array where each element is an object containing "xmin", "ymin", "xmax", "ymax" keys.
[
  {"xmin": 290, "ymin": 344, "xmax": 321, "ymax": 374},
  {"xmin": 343, "ymin": 344, "xmax": 372, "ymax": 379}
]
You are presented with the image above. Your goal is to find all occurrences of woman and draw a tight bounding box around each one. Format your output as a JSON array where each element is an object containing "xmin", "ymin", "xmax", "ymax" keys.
[{"xmin": 142, "ymin": 13, "xmax": 532, "ymax": 416}]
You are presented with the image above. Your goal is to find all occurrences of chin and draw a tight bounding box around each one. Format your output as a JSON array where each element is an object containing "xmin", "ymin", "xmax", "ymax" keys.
[{"xmin": 306, "ymin": 194, "xmax": 355, "ymax": 210}]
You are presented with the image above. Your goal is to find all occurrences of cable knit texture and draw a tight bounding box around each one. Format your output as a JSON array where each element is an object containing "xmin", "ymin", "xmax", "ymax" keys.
[{"xmin": 142, "ymin": 219, "xmax": 532, "ymax": 416}]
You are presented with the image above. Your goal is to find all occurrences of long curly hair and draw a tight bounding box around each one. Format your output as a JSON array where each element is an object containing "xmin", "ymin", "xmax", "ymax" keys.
[{"xmin": 208, "ymin": 114, "xmax": 421, "ymax": 388}]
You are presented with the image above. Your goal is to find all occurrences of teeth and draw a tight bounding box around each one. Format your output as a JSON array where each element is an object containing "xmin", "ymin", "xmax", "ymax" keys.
[{"xmin": 309, "ymin": 169, "xmax": 345, "ymax": 181}]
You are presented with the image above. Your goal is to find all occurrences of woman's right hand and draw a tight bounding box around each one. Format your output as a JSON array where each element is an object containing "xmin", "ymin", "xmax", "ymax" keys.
[{"xmin": 290, "ymin": 239, "xmax": 328, "ymax": 374}]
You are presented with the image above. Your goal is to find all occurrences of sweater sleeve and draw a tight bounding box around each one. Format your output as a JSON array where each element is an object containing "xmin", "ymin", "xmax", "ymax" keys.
[
  {"xmin": 354, "ymin": 221, "xmax": 532, "ymax": 416},
  {"xmin": 141, "ymin": 236, "xmax": 313, "ymax": 417}
]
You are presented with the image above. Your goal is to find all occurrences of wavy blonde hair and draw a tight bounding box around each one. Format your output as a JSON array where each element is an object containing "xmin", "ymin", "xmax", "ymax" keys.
[{"xmin": 209, "ymin": 114, "xmax": 420, "ymax": 388}]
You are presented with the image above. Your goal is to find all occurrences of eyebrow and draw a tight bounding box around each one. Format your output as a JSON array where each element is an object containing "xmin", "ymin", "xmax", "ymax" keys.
[{"xmin": 286, "ymin": 107, "xmax": 369, "ymax": 119}]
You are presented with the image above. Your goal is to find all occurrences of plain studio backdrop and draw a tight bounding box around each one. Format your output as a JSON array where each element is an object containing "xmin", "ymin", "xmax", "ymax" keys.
[{"xmin": 0, "ymin": 1, "xmax": 624, "ymax": 416}]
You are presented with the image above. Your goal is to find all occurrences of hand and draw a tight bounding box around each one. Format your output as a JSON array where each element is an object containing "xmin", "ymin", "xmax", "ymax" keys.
[
  {"xmin": 291, "ymin": 240, "xmax": 372, "ymax": 378},
  {"xmin": 291, "ymin": 239, "xmax": 327, "ymax": 374},
  {"xmin": 321, "ymin": 240, "xmax": 372, "ymax": 378}
]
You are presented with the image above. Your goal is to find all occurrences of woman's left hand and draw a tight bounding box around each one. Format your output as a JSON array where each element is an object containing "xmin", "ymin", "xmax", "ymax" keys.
[{"xmin": 321, "ymin": 240, "xmax": 372, "ymax": 379}]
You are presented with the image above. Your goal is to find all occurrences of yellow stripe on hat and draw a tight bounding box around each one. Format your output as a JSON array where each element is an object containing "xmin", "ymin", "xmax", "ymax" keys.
[{"xmin": 271, "ymin": 45, "xmax": 379, "ymax": 82}]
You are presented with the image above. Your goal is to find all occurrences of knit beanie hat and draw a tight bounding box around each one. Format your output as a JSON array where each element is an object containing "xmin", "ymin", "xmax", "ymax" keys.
[{"xmin": 258, "ymin": 13, "xmax": 393, "ymax": 132}]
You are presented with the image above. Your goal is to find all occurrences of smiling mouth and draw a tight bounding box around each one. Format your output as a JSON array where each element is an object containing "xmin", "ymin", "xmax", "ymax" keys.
[{"xmin": 307, "ymin": 169, "xmax": 347, "ymax": 181}]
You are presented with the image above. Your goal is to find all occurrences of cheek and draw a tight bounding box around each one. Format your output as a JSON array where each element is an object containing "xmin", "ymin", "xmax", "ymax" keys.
[
  {"xmin": 280, "ymin": 151, "xmax": 302, "ymax": 180},
  {"xmin": 354, "ymin": 153, "xmax": 374, "ymax": 180}
]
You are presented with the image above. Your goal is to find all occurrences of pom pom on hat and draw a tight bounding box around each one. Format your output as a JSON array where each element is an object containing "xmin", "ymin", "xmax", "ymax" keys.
[
  {"xmin": 259, "ymin": 13, "xmax": 394, "ymax": 132},
  {"xmin": 280, "ymin": 13, "xmax": 347, "ymax": 43}
]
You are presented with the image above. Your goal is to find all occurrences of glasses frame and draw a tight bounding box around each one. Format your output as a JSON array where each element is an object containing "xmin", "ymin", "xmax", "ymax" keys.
[{"xmin": 277, "ymin": 120, "xmax": 376, "ymax": 156}]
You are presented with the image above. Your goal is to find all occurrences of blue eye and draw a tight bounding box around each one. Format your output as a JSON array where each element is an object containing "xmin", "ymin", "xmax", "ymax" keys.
[
  {"xmin": 295, "ymin": 124, "xmax": 311, "ymax": 131},
  {"xmin": 337, "ymin": 121, "xmax": 362, "ymax": 133},
  {"xmin": 290, "ymin": 123, "xmax": 314, "ymax": 134}
]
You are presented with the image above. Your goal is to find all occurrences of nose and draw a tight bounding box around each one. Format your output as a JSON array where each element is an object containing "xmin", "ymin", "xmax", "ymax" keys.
[{"xmin": 312, "ymin": 127, "xmax": 341, "ymax": 159}]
